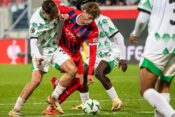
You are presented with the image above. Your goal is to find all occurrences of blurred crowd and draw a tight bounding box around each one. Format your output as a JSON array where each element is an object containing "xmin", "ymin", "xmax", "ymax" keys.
[
  {"xmin": 62, "ymin": 0, "xmax": 139, "ymax": 6},
  {"xmin": 0, "ymin": 0, "xmax": 139, "ymax": 7},
  {"xmin": 0, "ymin": 0, "xmax": 27, "ymax": 7}
]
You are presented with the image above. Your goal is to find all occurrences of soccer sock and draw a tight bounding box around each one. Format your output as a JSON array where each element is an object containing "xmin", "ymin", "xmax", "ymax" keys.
[
  {"xmin": 80, "ymin": 92, "xmax": 89, "ymax": 103},
  {"xmin": 143, "ymin": 89, "xmax": 175, "ymax": 117},
  {"xmin": 14, "ymin": 97, "xmax": 26, "ymax": 111},
  {"xmin": 106, "ymin": 87, "xmax": 119, "ymax": 100},
  {"xmin": 59, "ymin": 80, "xmax": 80, "ymax": 104},
  {"xmin": 154, "ymin": 93, "xmax": 170, "ymax": 117},
  {"xmin": 51, "ymin": 77, "xmax": 59, "ymax": 89},
  {"xmin": 161, "ymin": 93, "xmax": 170, "ymax": 103},
  {"xmin": 52, "ymin": 83, "xmax": 66, "ymax": 99}
]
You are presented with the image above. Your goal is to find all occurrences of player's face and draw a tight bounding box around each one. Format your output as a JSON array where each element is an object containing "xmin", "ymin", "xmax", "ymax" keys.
[{"xmin": 83, "ymin": 13, "xmax": 94, "ymax": 25}]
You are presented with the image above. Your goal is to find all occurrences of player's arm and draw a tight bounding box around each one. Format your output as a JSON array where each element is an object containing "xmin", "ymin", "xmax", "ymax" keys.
[
  {"xmin": 132, "ymin": 12, "xmax": 150, "ymax": 36},
  {"xmin": 102, "ymin": 17, "xmax": 126, "ymax": 61},
  {"xmin": 29, "ymin": 25, "xmax": 44, "ymax": 65},
  {"xmin": 30, "ymin": 38, "xmax": 44, "ymax": 65},
  {"xmin": 129, "ymin": 0, "xmax": 152, "ymax": 44},
  {"xmin": 87, "ymin": 43, "xmax": 97, "ymax": 85},
  {"xmin": 87, "ymin": 25, "xmax": 98, "ymax": 84},
  {"xmin": 110, "ymin": 32, "xmax": 127, "ymax": 72},
  {"xmin": 88, "ymin": 44, "xmax": 97, "ymax": 75},
  {"xmin": 101, "ymin": 17, "xmax": 127, "ymax": 71}
]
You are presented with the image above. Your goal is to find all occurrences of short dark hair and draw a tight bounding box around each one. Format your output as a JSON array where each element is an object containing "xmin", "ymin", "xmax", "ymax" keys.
[
  {"xmin": 42, "ymin": 0, "xmax": 58, "ymax": 16},
  {"xmin": 76, "ymin": 0, "xmax": 97, "ymax": 10}
]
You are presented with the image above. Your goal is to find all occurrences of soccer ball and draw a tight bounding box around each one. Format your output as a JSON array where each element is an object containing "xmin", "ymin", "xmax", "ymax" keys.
[{"xmin": 82, "ymin": 99, "xmax": 101, "ymax": 115}]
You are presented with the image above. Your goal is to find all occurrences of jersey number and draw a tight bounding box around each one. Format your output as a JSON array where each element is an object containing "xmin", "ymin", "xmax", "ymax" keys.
[{"xmin": 169, "ymin": 0, "xmax": 175, "ymax": 25}]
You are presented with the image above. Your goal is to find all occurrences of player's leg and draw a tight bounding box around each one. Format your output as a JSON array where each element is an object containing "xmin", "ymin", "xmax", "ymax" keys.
[
  {"xmin": 54, "ymin": 55, "xmax": 84, "ymax": 104},
  {"xmin": 154, "ymin": 79, "xmax": 170, "ymax": 117},
  {"xmin": 95, "ymin": 60, "xmax": 123, "ymax": 111},
  {"xmin": 154, "ymin": 55, "xmax": 175, "ymax": 117},
  {"xmin": 54, "ymin": 59, "xmax": 88, "ymax": 107},
  {"xmin": 72, "ymin": 64, "xmax": 89, "ymax": 110},
  {"xmin": 47, "ymin": 48, "xmax": 77, "ymax": 113},
  {"xmin": 9, "ymin": 56, "xmax": 46, "ymax": 117},
  {"xmin": 48, "ymin": 59, "xmax": 77, "ymax": 113},
  {"xmin": 79, "ymin": 63, "xmax": 89, "ymax": 100},
  {"xmin": 140, "ymin": 55, "xmax": 175, "ymax": 116}
]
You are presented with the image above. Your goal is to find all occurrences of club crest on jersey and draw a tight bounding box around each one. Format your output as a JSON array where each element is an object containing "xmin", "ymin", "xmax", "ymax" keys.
[{"xmin": 30, "ymin": 27, "xmax": 35, "ymax": 33}]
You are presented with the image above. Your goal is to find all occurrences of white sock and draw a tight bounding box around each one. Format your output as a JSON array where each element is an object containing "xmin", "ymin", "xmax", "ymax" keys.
[
  {"xmin": 52, "ymin": 83, "xmax": 66, "ymax": 99},
  {"xmin": 161, "ymin": 93, "xmax": 170, "ymax": 103},
  {"xmin": 144, "ymin": 89, "xmax": 175, "ymax": 117},
  {"xmin": 80, "ymin": 92, "xmax": 89, "ymax": 103},
  {"xmin": 106, "ymin": 87, "xmax": 119, "ymax": 100},
  {"xmin": 154, "ymin": 93, "xmax": 170, "ymax": 117},
  {"xmin": 14, "ymin": 97, "xmax": 26, "ymax": 111}
]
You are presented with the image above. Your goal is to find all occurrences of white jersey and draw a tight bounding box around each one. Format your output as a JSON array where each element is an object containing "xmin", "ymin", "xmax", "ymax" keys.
[
  {"xmin": 138, "ymin": 0, "xmax": 175, "ymax": 54},
  {"xmin": 29, "ymin": 7, "xmax": 61, "ymax": 54},
  {"xmin": 95, "ymin": 15, "xmax": 120, "ymax": 59}
]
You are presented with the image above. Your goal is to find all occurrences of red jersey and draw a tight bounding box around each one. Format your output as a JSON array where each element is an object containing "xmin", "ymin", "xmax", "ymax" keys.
[{"xmin": 53, "ymin": 0, "xmax": 98, "ymax": 75}]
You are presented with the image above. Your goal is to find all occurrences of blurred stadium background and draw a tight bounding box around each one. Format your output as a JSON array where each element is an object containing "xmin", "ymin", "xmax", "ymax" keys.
[
  {"xmin": 0, "ymin": 0, "xmax": 145, "ymax": 65},
  {"xmin": 2, "ymin": 1, "xmax": 174, "ymax": 117}
]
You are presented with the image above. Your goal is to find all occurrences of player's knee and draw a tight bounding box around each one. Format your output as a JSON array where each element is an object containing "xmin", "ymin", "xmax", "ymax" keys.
[
  {"xmin": 70, "ymin": 66, "xmax": 78, "ymax": 75},
  {"xmin": 94, "ymin": 71, "xmax": 103, "ymax": 80},
  {"xmin": 69, "ymin": 65, "xmax": 77, "ymax": 76}
]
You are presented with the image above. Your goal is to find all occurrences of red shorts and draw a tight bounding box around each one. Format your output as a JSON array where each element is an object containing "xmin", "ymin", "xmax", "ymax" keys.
[{"xmin": 72, "ymin": 55, "xmax": 84, "ymax": 74}]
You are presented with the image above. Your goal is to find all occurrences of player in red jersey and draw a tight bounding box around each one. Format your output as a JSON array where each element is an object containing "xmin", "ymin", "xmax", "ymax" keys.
[{"xmin": 44, "ymin": 0, "xmax": 99, "ymax": 115}]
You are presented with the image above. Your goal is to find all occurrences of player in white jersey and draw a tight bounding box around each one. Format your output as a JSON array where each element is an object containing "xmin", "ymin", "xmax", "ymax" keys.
[
  {"xmin": 129, "ymin": 0, "xmax": 175, "ymax": 116},
  {"xmin": 8, "ymin": 0, "xmax": 78, "ymax": 116},
  {"xmin": 71, "ymin": 1, "xmax": 127, "ymax": 111}
]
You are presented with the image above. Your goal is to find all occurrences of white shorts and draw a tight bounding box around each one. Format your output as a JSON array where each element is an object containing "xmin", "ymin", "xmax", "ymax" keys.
[
  {"xmin": 140, "ymin": 53, "xmax": 175, "ymax": 82},
  {"xmin": 86, "ymin": 50, "xmax": 120, "ymax": 72},
  {"xmin": 32, "ymin": 47, "xmax": 70, "ymax": 72}
]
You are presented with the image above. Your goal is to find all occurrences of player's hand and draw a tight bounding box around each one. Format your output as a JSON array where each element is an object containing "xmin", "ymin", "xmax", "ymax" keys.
[
  {"xmin": 118, "ymin": 59, "xmax": 128, "ymax": 72},
  {"xmin": 36, "ymin": 56, "xmax": 44, "ymax": 66},
  {"xmin": 87, "ymin": 75, "xmax": 94, "ymax": 85},
  {"xmin": 129, "ymin": 33, "xmax": 138, "ymax": 44}
]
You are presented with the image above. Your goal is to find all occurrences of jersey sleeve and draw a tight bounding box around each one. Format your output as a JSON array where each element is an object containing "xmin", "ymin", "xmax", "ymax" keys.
[
  {"xmin": 138, "ymin": 0, "xmax": 153, "ymax": 14},
  {"xmin": 87, "ymin": 22, "xmax": 98, "ymax": 45},
  {"xmin": 87, "ymin": 22, "xmax": 98, "ymax": 75},
  {"xmin": 101, "ymin": 17, "xmax": 119, "ymax": 38},
  {"xmin": 29, "ymin": 22, "xmax": 41, "ymax": 38}
]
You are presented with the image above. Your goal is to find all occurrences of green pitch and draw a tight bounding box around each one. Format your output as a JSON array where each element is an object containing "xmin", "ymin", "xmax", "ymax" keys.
[{"xmin": 0, "ymin": 64, "xmax": 175, "ymax": 117}]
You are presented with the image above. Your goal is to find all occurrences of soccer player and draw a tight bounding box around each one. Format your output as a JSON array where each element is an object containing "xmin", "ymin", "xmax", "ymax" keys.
[
  {"xmin": 129, "ymin": 0, "xmax": 175, "ymax": 116},
  {"xmin": 8, "ymin": 0, "xmax": 78, "ymax": 116},
  {"xmin": 45, "ymin": 0, "xmax": 127, "ymax": 114},
  {"xmin": 73, "ymin": 1, "xmax": 127, "ymax": 111},
  {"xmin": 43, "ymin": 0, "xmax": 99, "ymax": 115}
]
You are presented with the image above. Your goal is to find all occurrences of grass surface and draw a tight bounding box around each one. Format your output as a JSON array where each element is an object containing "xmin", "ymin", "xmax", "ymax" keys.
[{"xmin": 0, "ymin": 64, "xmax": 175, "ymax": 117}]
